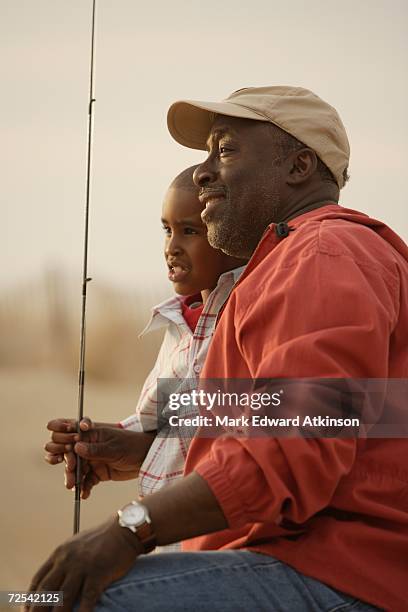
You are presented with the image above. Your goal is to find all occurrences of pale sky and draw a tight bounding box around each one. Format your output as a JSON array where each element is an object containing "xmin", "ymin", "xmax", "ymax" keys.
[{"xmin": 2, "ymin": 0, "xmax": 407, "ymax": 293}]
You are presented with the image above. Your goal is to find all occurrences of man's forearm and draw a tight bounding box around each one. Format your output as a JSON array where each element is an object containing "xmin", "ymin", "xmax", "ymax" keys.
[{"xmin": 142, "ymin": 471, "xmax": 228, "ymax": 545}]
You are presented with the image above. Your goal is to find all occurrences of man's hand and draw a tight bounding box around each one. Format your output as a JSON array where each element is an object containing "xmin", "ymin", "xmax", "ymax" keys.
[
  {"xmin": 24, "ymin": 515, "xmax": 143, "ymax": 612},
  {"xmin": 44, "ymin": 418, "xmax": 155, "ymax": 498},
  {"xmin": 25, "ymin": 472, "xmax": 228, "ymax": 610}
]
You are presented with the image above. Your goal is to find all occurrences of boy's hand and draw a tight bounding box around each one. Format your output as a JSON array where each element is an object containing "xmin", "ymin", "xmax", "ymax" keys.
[
  {"xmin": 44, "ymin": 417, "xmax": 79, "ymax": 464},
  {"xmin": 73, "ymin": 424, "xmax": 155, "ymax": 498},
  {"xmin": 44, "ymin": 417, "xmax": 101, "ymax": 492},
  {"xmin": 44, "ymin": 417, "xmax": 119, "ymax": 465},
  {"xmin": 44, "ymin": 417, "xmax": 86, "ymax": 491},
  {"xmin": 44, "ymin": 418, "xmax": 155, "ymax": 498}
]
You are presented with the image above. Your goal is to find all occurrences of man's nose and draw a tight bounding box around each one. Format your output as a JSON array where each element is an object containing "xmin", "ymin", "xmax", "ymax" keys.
[{"xmin": 193, "ymin": 157, "xmax": 217, "ymax": 187}]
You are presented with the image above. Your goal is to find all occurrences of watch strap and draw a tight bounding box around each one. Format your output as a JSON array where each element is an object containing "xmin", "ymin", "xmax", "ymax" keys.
[{"xmin": 134, "ymin": 520, "xmax": 156, "ymax": 553}]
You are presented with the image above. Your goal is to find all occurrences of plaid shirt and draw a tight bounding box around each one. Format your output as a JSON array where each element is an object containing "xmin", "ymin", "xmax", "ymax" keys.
[{"xmin": 120, "ymin": 266, "xmax": 245, "ymax": 498}]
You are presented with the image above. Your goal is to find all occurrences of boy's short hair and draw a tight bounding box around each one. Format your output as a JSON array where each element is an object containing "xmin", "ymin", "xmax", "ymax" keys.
[{"xmin": 169, "ymin": 165, "xmax": 199, "ymax": 192}]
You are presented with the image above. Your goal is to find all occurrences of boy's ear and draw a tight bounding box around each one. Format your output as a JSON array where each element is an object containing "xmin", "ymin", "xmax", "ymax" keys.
[{"xmin": 286, "ymin": 148, "xmax": 317, "ymax": 185}]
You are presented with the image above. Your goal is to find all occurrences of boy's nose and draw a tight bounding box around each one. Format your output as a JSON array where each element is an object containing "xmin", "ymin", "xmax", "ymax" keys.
[{"xmin": 165, "ymin": 237, "xmax": 182, "ymax": 257}]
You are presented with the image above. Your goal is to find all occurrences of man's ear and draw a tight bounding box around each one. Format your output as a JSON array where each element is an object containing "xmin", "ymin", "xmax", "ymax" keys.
[{"xmin": 286, "ymin": 148, "xmax": 317, "ymax": 185}]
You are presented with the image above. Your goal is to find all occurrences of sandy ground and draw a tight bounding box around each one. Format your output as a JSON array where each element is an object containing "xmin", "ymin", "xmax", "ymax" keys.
[{"xmin": 0, "ymin": 366, "xmax": 142, "ymax": 597}]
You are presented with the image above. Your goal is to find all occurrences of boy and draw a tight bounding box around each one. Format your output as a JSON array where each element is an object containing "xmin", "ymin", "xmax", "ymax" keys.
[{"xmin": 45, "ymin": 166, "xmax": 245, "ymax": 513}]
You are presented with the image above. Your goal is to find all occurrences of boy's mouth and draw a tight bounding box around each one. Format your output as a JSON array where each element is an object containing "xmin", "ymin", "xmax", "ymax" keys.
[{"xmin": 167, "ymin": 263, "xmax": 190, "ymax": 283}]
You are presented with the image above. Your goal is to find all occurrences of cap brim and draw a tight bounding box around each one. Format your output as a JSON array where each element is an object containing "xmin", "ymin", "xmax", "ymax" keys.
[{"xmin": 167, "ymin": 100, "xmax": 266, "ymax": 150}]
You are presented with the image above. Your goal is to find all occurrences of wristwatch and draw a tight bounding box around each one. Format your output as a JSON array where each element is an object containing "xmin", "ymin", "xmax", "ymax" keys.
[{"xmin": 117, "ymin": 500, "xmax": 156, "ymax": 553}]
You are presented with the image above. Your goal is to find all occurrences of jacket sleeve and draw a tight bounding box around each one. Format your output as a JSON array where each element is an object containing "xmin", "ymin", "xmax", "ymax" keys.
[{"xmin": 195, "ymin": 248, "xmax": 399, "ymax": 528}]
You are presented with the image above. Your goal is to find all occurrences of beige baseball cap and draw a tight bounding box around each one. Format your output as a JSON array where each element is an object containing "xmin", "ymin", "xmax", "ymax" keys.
[{"xmin": 167, "ymin": 85, "xmax": 350, "ymax": 188}]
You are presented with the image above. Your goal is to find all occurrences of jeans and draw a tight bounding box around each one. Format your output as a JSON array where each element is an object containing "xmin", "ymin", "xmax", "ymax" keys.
[{"xmin": 89, "ymin": 550, "xmax": 381, "ymax": 611}]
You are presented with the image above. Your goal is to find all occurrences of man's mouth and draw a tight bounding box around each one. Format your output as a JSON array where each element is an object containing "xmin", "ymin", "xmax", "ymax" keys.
[
  {"xmin": 199, "ymin": 190, "xmax": 227, "ymax": 220},
  {"xmin": 204, "ymin": 196, "xmax": 225, "ymax": 209}
]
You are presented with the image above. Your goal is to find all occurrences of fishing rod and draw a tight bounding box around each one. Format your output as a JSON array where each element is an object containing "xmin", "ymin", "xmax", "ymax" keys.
[{"xmin": 74, "ymin": 0, "xmax": 97, "ymax": 535}]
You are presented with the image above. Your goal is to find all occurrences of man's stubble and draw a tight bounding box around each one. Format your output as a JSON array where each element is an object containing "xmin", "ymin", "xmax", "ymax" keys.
[{"xmin": 206, "ymin": 173, "xmax": 282, "ymax": 259}]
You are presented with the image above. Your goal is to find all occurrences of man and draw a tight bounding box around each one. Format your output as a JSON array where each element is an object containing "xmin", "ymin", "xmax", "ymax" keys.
[{"xmin": 26, "ymin": 87, "xmax": 408, "ymax": 612}]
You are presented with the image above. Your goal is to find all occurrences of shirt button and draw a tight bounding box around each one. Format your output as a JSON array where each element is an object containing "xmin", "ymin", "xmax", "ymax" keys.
[{"xmin": 193, "ymin": 364, "xmax": 201, "ymax": 373}]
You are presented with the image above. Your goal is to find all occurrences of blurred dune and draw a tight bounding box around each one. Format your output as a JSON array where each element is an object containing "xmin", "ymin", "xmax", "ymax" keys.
[
  {"xmin": 0, "ymin": 272, "xmax": 167, "ymax": 595},
  {"xmin": 0, "ymin": 269, "xmax": 166, "ymax": 383}
]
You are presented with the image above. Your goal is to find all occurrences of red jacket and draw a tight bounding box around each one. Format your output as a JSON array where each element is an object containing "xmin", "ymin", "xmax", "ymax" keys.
[{"xmin": 184, "ymin": 205, "xmax": 408, "ymax": 612}]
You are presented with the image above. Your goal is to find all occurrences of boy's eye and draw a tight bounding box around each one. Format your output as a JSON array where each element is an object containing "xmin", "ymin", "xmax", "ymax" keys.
[
  {"xmin": 219, "ymin": 143, "xmax": 233, "ymax": 156},
  {"xmin": 184, "ymin": 227, "xmax": 198, "ymax": 235},
  {"xmin": 162, "ymin": 225, "xmax": 171, "ymax": 236}
]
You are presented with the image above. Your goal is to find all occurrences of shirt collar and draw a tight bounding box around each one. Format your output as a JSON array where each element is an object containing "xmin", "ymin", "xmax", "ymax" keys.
[
  {"xmin": 139, "ymin": 295, "xmax": 186, "ymax": 337},
  {"xmin": 139, "ymin": 265, "xmax": 246, "ymax": 336},
  {"xmin": 220, "ymin": 265, "xmax": 246, "ymax": 285}
]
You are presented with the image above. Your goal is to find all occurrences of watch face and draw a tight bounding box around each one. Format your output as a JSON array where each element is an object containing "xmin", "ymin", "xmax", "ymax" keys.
[{"xmin": 121, "ymin": 503, "xmax": 146, "ymax": 526}]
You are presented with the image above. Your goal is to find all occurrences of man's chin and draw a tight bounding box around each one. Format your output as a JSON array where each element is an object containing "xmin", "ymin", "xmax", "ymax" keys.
[
  {"xmin": 206, "ymin": 223, "xmax": 228, "ymax": 251},
  {"xmin": 207, "ymin": 224, "xmax": 250, "ymax": 259}
]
